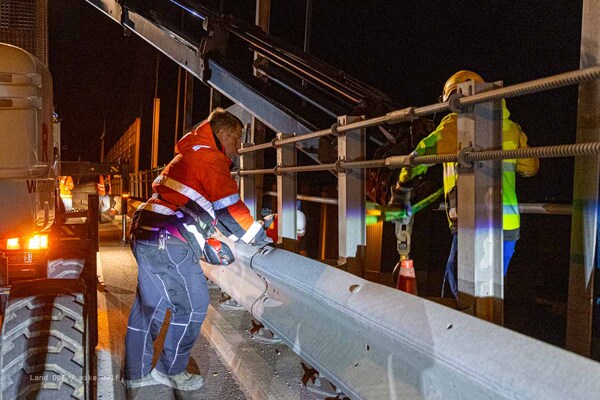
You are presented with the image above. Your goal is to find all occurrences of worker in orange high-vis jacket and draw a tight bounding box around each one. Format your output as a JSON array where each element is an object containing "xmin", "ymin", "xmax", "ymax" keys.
[
  {"xmin": 59, "ymin": 175, "xmax": 74, "ymax": 211},
  {"xmin": 96, "ymin": 174, "xmax": 111, "ymax": 213},
  {"xmin": 123, "ymin": 108, "xmax": 270, "ymax": 391}
]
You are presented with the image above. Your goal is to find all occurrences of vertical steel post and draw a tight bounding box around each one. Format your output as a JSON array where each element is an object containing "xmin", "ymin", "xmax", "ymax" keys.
[
  {"xmin": 255, "ymin": 0, "xmax": 271, "ymax": 34},
  {"xmin": 173, "ymin": 66, "xmax": 182, "ymax": 156},
  {"xmin": 183, "ymin": 71, "xmax": 194, "ymax": 132},
  {"xmin": 151, "ymin": 98, "xmax": 160, "ymax": 168},
  {"xmin": 246, "ymin": 0, "xmax": 270, "ymax": 219},
  {"xmin": 566, "ymin": 0, "xmax": 600, "ymax": 358},
  {"xmin": 209, "ymin": 87, "xmax": 222, "ymax": 112},
  {"xmin": 276, "ymin": 133, "xmax": 297, "ymax": 249},
  {"xmin": 337, "ymin": 115, "xmax": 366, "ymax": 276},
  {"xmin": 240, "ymin": 140, "xmax": 258, "ymax": 219},
  {"xmin": 120, "ymin": 161, "xmax": 129, "ymax": 243},
  {"xmin": 456, "ymin": 81, "xmax": 504, "ymax": 324},
  {"xmin": 121, "ymin": 194, "xmax": 128, "ymax": 243}
]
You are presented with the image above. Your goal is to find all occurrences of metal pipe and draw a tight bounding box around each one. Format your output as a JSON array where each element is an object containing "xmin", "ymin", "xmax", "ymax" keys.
[
  {"xmin": 237, "ymin": 168, "xmax": 274, "ymax": 176},
  {"xmin": 275, "ymin": 127, "xmax": 333, "ymax": 146},
  {"xmin": 265, "ymin": 191, "xmax": 571, "ymax": 215},
  {"xmin": 460, "ymin": 65, "xmax": 600, "ymax": 107},
  {"xmin": 232, "ymin": 32, "xmax": 362, "ymax": 103},
  {"xmin": 465, "ymin": 142, "xmax": 600, "ymax": 161},
  {"xmin": 411, "ymin": 142, "xmax": 600, "ymax": 166},
  {"xmin": 238, "ymin": 142, "xmax": 600, "ymax": 176},
  {"xmin": 518, "ymin": 203, "xmax": 572, "ymax": 215},
  {"xmin": 265, "ymin": 191, "xmax": 338, "ymax": 205},
  {"xmin": 303, "ymin": 0, "xmax": 312, "ymax": 54},
  {"xmin": 341, "ymin": 159, "xmax": 387, "ymax": 169},
  {"xmin": 434, "ymin": 202, "xmax": 572, "ymax": 216},
  {"xmin": 237, "ymin": 142, "xmax": 273, "ymax": 154},
  {"xmin": 279, "ymin": 163, "xmax": 335, "ymax": 173},
  {"xmin": 254, "ymin": 62, "xmax": 341, "ymax": 117},
  {"xmin": 166, "ymin": 0, "xmax": 207, "ymax": 21}
]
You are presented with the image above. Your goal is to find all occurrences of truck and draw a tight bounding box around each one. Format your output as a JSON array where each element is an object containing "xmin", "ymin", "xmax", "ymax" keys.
[{"xmin": 0, "ymin": 42, "xmax": 97, "ymax": 400}]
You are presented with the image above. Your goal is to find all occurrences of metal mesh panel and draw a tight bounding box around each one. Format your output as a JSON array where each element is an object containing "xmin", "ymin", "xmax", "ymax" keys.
[{"xmin": 0, "ymin": 0, "xmax": 47, "ymax": 64}]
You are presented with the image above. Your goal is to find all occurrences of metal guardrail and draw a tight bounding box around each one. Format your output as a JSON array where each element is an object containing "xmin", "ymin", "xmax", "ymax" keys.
[{"xmin": 202, "ymin": 238, "xmax": 600, "ymax": 399}]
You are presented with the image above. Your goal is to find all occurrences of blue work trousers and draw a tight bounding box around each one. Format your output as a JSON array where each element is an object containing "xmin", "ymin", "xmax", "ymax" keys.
[
  {"xmin": 442, "ymin": 233, "xmax": 516, "ymax": 298},
  {"xmin": 124, "ymin": 236, "xmax": 209, "ymax": 380}
]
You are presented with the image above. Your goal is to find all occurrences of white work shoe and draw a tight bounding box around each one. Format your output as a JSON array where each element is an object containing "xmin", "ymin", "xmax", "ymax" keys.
[
  {"xmin": 151, "ymin": 368, "xmax": 204, "ymax": 391},
  {"xmin": 121, "ymin": 373, "xmax": 159, "ymax": 389}
]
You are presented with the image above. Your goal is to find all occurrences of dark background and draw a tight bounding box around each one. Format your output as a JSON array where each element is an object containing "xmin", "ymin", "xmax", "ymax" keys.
[
  {"xmin": 48, "ymin": 1, "xmax": 585, "ymax": 346},
  {"xmin": 48, "ymin": 0, "xmax": 583, "ymax": 202}
]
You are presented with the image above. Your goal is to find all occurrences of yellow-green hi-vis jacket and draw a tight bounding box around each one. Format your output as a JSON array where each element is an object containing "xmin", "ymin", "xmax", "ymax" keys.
[{"xmin": 399, "ymin": 99, "xmax": 539, "ymax": 240}]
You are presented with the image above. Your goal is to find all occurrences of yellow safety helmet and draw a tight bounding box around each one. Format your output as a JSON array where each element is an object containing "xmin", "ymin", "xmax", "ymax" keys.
[{"xmin": 442, "ymin": 70, "xmax": 484, "ymax": 102}]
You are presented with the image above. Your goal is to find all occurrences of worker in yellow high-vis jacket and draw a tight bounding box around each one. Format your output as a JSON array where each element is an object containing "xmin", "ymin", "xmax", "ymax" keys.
[{"xmin": 395, "ymin": 70, "xmax": 539, "ymax": 298}]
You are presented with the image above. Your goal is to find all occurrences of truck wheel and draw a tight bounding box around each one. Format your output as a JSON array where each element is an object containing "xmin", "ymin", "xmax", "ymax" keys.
[
  {"xmin": 47, "ymin": 239, "xmax": 98, "ymax": 348},
  {"xmin": 0, "ymin": 279, "xmax": 90, "ymax": 400}
]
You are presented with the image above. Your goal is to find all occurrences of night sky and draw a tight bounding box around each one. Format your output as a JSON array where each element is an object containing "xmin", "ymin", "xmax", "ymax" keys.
[{"xmin": 48, "ymin": 0, "xmax": 583, "ymax": 202}]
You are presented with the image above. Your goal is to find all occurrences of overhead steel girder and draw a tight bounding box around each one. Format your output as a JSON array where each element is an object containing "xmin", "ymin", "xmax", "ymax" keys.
[
  {"xmin": 206, "ymin": 59, "xmax": 314, "ymax": 137},
  {"xmin": 60, "ymin": 161, "xmax": 121, "ymax": 177},
  {"xmin": 84, "ymin": 0, "xmax": 320, "ymax": 150},
  {"xmin": 203, "ymin": 238, "xmax": 600, "ymax": 400}
]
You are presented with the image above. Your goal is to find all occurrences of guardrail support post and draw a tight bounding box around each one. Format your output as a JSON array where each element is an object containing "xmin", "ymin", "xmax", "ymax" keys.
[
  {"xmin": 276, "ymin": 133, "xmax": 298, "ymax": 250},
  {"xmin": 337, "ymin": 115, "xmax": 366, "ymax": 276},
  {"xmin": 456, "ymin": 81, "xmax": 504, "ymax": 324}
]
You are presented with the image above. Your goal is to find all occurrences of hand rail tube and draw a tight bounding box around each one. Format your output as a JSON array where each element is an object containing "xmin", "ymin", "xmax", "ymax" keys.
[{"xmin": 235, "ymin": 142, "xmax": 600, "ymax": 175}]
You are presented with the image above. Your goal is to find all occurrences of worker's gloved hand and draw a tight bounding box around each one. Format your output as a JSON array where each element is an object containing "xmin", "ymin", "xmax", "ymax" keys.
[
  {"xmin": 388, "ymin": 183, "xmax": 412, "ymax": 216},
  {"xmin": 261, "ymin": 214, "xmax": 276, "ymax": 230},
  {"xmin": 179, "ymin": 202, "xmax": 216, "ymax": 237},
  {"xmin": 250, "ymin": 228, "xmax": 274, "ymax": 247},
  {"xmin": 203, "ymin": 238, "xmax": 235, "ymax": 266},
  {"xmin": 177, "ymin": 223, "xmax": 206, "ymax": 262}
]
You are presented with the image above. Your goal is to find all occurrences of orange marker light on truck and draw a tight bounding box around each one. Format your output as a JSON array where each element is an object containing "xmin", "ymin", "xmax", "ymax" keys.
[
  {"xmin": 27, "ymin": 234, "xmax": 49, "ymax": 250},
  {"xmin": 7, "ymin": 238, "xmax": 20, "ymax": 249}
]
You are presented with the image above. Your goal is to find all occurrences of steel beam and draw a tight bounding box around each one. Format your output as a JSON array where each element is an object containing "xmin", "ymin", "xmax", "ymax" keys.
[
  {"xmin": 456, "ymin": 82, "xmax": 504, "ymax": 324},
  {"xmin": 60, "ymin": 161, "xmax": 120, "ymax": 177},
  {"xmin": 202, "ymin": 238, "xmax": 600, "ymax": 399},
  {"xmin": 206, "ymin": 59, "xmax": 314, "ymax": 136},
  {"xmin": 84, "ymin": 0, "xmax": 319, "ymax": 150}
]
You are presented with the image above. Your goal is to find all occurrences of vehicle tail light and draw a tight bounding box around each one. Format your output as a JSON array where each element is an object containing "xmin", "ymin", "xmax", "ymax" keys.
[
  {"xmin": 6, "ymin": 238, "xmax": 20, "ymax": 250},
  {"xmin": 27, "ymin": 234, "xmax": 49, "ymax": 250}
]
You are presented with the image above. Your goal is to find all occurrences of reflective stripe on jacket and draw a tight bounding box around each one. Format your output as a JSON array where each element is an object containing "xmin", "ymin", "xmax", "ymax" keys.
[
  {"xmin": 399, "ymin": 100, "xmax": 539, "ymax": 238},
  {"xmin": 143, "ymin": 120, "xmax": 263, "ymax": 244},
  {"xmin": 97, "ymin": 175, "xmax": 110, "ymax": 196}
]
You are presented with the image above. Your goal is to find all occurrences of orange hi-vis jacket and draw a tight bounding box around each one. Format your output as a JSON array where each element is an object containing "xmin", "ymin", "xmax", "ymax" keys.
[
  {"xmin": 96, "ymin": 175, "xmax": 110, "ymax": 196},
  {"xmin": 138, "ymin": 120, "xmax": 263, "ymax": 244},
  {"xmin": 59, "ymin": 176, "xmax": 74, "ymax": 197}
]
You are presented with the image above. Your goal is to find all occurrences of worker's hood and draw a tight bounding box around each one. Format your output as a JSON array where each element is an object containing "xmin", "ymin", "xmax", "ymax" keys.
[{"xmin": 175, "ymin": 120, "xmax": 227, "ymax": 158}]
